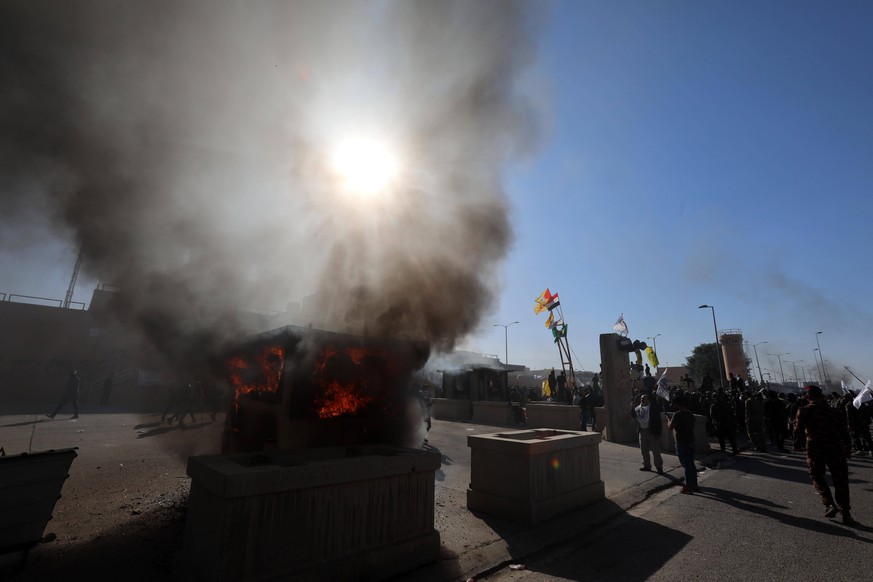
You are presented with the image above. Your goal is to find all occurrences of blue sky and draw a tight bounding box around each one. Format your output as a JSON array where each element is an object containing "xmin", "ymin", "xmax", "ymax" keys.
[
  {"xmin": 461, "ymin": 0, "xmax": 873, "ymax": 383},
  {"xmin": 2, "ymin": 1, "xmax": 872, "ymax": 386}
]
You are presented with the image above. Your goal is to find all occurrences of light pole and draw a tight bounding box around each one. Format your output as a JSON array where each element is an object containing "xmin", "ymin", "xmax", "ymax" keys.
[
  {"xmin": 784, "ymin": 359, "xmax": 800, "ymax": 386},
  {"xmin": 813, "ymin": 348, "xmax": 824, "ymax": 386},
  {"xmin": 767, "ymin": 352, "xmax": 790, "ymax": 385},
  {"xmin": 815, "ymin": 332, "xmax": 830, "ymax": 388},
  {"xmin": 698, "ymin": 305, "xmax": 724, "ymax": 390},
  {"xmin": 647, "ymin": 334, "xmax": 661, "ymax": 356},
  {"xmin": 493, "ymin": 321, "xmax": 519, "ymax": 366},
  {"xmin": 751, "ymin": 341, "xmax": 767, "ymax": 385}
]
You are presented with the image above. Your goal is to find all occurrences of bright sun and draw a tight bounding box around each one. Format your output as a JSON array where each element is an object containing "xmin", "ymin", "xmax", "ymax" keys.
[{"xmin": 331, "ymin": 138, "xmax": 399, "ymax": 196}]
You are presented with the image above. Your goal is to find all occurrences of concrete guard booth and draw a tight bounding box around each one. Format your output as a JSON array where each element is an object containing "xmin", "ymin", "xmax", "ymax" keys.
[
  {"xmin": 433, "ymin": 366, "xmax": 508, "ymax": 422},
  {"xmin": 467, "ymin": 429, "xmax": 604, "ymax": 525}
]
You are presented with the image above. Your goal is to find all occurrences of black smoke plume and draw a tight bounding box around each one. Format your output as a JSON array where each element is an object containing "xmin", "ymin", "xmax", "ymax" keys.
[{"xmin": 0, "ymin": 0, "xmax": 541, "ymax": 371}]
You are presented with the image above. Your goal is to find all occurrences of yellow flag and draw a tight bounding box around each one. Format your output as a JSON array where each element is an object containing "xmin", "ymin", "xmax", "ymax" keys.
[
  {"xmin": 646, "ymin": 346, "xmax": 660, "ymax": 368},
  {"xmin": 544, "ymin": 312, "xmax": 554, "ymax": 328}
]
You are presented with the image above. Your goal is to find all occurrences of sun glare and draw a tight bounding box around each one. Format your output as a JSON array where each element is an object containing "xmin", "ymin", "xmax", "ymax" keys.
[{"xmin": 331, "ymin": 138, "xmax": 398, "ymax": 196}]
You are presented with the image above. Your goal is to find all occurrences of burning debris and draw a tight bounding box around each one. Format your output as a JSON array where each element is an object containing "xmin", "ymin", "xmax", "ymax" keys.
[{"xmin": 221, "ymin": 326, "xmax": 431, "ymax": 453}]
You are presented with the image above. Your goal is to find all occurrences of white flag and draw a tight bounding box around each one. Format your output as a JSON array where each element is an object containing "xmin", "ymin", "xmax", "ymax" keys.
[
  {"xmin": 841, "ymin": 380, "xmax": 851, "ymax": 395},
  {"xmin": 612, "ymin": 314, "xmax": 628, "ymax": 336},
  {"xmin": 656, "ymin": 368, "xmax": 671, "ymax": 401},
  {"xmin": 852, "ymin": 380, "xmax": 872, "ymax": 409}
]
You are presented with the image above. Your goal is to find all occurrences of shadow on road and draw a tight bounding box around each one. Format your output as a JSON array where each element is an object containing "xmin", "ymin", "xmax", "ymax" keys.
[
  {"xmin": 135, "ymin": 422, "xmax": 210, "ymax": 439},
  {"xmin": 0, "ymin": 418, "xmax": 52, "ymax": 428},
  {"xmin": 696, "ymin": 486, "xmax": 873, "ymax": 542},
  {"xmin": 13, "ymin": 491, "xmax": 188, "ymax": 582}
]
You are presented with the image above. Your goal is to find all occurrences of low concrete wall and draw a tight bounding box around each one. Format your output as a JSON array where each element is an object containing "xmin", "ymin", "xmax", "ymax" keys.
[
  {"xmin": 471, "ymin": 401, "xmax": 515, "ymax": 426},
  {"xmin": 467, "ymin": 429, "xmax": 604, "ymax": 525},
  {"xmin": 432, "ymin": 398, "xmax": 472, "ymax": 422},
  {"xmin": 525, "ymin": 403, "xmax": 581, "ymax": 430},
  {"xmin": 178, "ymin": 446, "xmax": 441, "ymax": 581}
]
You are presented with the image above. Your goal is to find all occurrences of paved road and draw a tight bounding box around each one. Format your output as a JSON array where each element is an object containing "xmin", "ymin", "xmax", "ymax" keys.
[
  {"xmin": 480, "ymin": 449, "xmax": 873, "ymax": 582},
  {"xmin": 6, "ymin": 411, "xmax": 867, "ymax": 581}
]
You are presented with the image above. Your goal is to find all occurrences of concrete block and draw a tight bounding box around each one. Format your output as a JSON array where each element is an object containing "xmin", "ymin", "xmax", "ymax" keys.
[
  {"xmin": 177, "ymin": 445, "xmax": 441, "ymax": 582},
  {"xmin": 467, "ymin": 429, "xmax": 604, "ymax": 525}
]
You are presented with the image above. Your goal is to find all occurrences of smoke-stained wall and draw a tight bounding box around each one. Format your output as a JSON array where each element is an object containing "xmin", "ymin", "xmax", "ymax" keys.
[{"xmin": 0, "ymin": 1, "xmax": 542, "ymax": 377}]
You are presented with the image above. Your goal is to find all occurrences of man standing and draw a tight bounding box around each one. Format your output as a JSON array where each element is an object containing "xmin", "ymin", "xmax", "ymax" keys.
[
  {"xmin": 668, "ymin": 395, "xmax": 698, "ymax": 494},
  {"xmin": 745, "ymin": 392, "xmax": 767, "ymax": 452},
  {"xmin": 632, "ymin": 393, "xmax": 663, "ymax": 473},
  {"xmin": 48, "ymin": 370, "xmax": 80, "ymax": 419},
  {"xmin": 710, "ymin": 390, "xmax": 738, "ymax": 455},
  {"xmin": 794, "ymin": 385, "xmax": 856, "ymax": 525}
]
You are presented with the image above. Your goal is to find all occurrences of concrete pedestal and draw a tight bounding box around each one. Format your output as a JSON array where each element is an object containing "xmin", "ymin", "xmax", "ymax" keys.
[
  {"xmin": 467, "ymin": 429, "xmax": 604, "ymax": 525},
  {"xmin": 176, "ymin": 445, "xmax": 441, "ymax": 582},
  {"xmin": 600, "ymin": 333, "xmax": 637, "ymax": 443}
]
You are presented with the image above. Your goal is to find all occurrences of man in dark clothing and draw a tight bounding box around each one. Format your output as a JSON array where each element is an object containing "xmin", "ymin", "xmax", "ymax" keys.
[
  {"xmin": 48, "ymin": 370, "xmax": 81, "ymax": 419},
  {"xmin": 794, "ymin": 385, "xmax": 856, "ymax": 525},
  {"xmin": 765, "ymin": 392, "xmax": 788, "ymax": 452},
  {"xmin": 642, "ymin": 371, "xmax": 657, "ymax": 397},
  {"xmin": 710, "ymin": 391, "xmax": 738, "ymax": 454},
  {"xmin": 668, "ymin": 395, "xmax": 697, "ymax": 493},
  {"xmin": 746, "ymin": 393, "xmax": 767, "ymax": 452}
]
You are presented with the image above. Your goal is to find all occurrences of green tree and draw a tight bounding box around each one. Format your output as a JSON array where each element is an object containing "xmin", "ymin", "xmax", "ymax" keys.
[{"xmin": 685, "ymin": 342, "xmax": 725, "ymax": 384}]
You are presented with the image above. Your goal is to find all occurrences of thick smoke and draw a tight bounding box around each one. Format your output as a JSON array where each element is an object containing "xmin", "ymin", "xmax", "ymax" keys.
[{"xmin": 0, "ymin": 1, "xmax": 540, "ymax": 369}]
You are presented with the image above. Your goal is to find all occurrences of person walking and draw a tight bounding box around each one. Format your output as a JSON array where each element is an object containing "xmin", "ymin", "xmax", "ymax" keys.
[
  {"xmin": 632, "ymin": 393, "xmax": 663, "ymax": 473},
  {"xmin": 668, "ymin": 395, "xmax": 698, "ymax": 494},
  {"xmin": 48, "ymin": 370, "xmax": 81, "ymax": 419},
  {"xmin": 794, "ymin": 385, "xmax": 856, "ymax": 525}
]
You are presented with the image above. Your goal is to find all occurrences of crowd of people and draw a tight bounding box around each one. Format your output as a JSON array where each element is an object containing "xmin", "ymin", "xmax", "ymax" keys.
[{"xmin": 629, "ymin": 369, "xmax": 869, "ymax": 524}]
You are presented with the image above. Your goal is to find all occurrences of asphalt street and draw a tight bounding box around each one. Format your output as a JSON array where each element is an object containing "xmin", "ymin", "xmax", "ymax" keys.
[
  {"xmin": 2, "ymin": 410, "xmax": 870, "ymax": 581},
  {"xmin": 480, "ymin": 448, "xmax": 873, "ymax": 582}
]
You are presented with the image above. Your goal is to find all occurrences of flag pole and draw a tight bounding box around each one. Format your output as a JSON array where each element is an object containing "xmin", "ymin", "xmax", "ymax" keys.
[{"xmin": 845, "ymin": 366, "xmax": 865, "ymax": 385}]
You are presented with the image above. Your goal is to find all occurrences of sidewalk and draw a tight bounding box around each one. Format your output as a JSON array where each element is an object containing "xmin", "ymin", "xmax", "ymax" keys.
[{"xmin": 406, "ymin": 419, "xmax": 728, "ymax": 582}]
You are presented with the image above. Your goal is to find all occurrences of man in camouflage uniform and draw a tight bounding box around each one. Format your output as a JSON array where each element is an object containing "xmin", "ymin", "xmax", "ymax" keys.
[{"xmin": 794, "ymin": 385, "xmax": 856, "ymax": 525}]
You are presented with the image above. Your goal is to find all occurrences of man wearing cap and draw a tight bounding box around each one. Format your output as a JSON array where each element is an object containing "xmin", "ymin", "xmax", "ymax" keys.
[{"xmin": 794, "ymin": 385, "xmax": 856, "ymax": 525}]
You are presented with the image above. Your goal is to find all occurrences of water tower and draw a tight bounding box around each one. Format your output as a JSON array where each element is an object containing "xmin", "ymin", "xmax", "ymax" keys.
[{"xmin": 719, "ymin": 329, "xmax": 749, "ymax": 382}]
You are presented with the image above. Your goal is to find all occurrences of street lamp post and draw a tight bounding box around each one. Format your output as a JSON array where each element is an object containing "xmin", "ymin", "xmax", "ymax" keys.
[
  {"xmin": 751, "ymin": 341, "xmax": 768, "ymax": 385},
  {"xmin": 784, "ymin": 359, "xmax": 801, "ymax": 387},
  {"xmin": 698, "ymin": 305, "xmax": 724, "ymax": 390},
  {"xmin": 815, "ymin": 332, "xmax": 830, "ymax": 388},
  {"xmin": 767, "ymin": 352, "xmax": 790, "ymax": 385},
  {"xmin": 493, "ymin": 321, "xmax": 519, "ymax": 366},
  {"xmin": 813, "ymin": 348, "xmax": 824, "ymax": 386}
]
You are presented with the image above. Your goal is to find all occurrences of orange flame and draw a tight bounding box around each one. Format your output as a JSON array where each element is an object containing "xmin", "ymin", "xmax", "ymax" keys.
[
  {"xmin": 312, "ymin": 346, "xmax": 386, "ymax": 418},
  {"xmin": 227, "ymin": 345, "xmax": 285, "ymax": 414}
]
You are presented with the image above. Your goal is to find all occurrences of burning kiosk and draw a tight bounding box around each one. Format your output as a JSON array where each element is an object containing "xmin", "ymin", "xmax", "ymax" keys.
[{"xmin": 177, "ymin": 326, "xmax": 441, "ymax": 582}]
